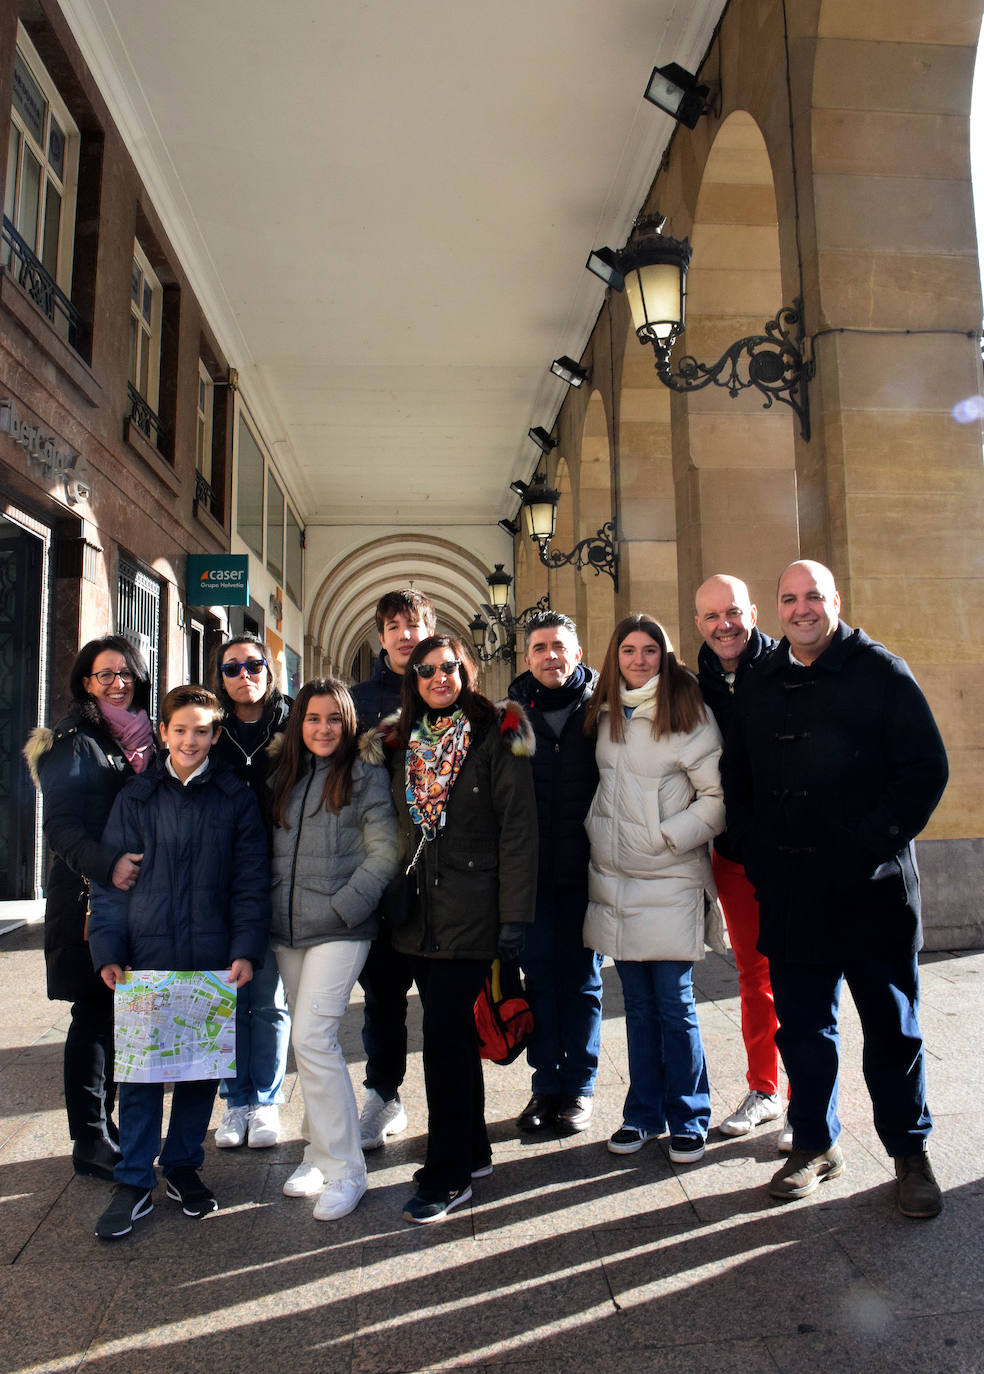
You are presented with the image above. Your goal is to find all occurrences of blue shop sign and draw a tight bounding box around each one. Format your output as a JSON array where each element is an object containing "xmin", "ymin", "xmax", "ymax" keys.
[{"xmin": 187, "ymin": 554, "xmax": 249, "ymax": 606}]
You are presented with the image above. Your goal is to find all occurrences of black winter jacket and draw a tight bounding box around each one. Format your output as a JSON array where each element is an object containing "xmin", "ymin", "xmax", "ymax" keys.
[
  {"xmin": 380, "ymin": 704, "xmax": 538, "ymax": 962},
  {"xmin": 507, "ymin": 667, "xmax": 599, "ymax": 907},
  {"xmin": 721, "ymin": 622, "xmax": 949, "ymax": 962},
  {"xmin": 351, "ymin": 652, "xmax": 404, "ymax": 732},
  {"xmin": 697, "ymin": 627, "xmax": 776, "ymax": 863},
  {"xmin": 24, "ymin": 701, "xmax": 138, "ymax": 1002},
  {"xmin": 211, "ymin": 689, "xmax": 290, "ymax": 796},
  {"xmin": 87, "ymin": 756, "xmax": 271, "ymax": 973}
]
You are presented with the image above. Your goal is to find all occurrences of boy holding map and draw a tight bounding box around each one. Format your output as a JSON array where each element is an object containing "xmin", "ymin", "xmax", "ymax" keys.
[{"xmin": 87, "ymin": 684, "xmax": 271, "ymax": 1241}]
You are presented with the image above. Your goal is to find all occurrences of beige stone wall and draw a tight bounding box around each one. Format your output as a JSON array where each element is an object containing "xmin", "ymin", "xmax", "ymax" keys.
[{"xmin": 501, "ymin": 0, "xmax": 984, "ymax": 886}]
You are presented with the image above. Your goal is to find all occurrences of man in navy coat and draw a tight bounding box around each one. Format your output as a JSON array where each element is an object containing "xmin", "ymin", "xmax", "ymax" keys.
[{"xmin": 722, "ymin": 560, "xmax": 949, "ymax": 1218}]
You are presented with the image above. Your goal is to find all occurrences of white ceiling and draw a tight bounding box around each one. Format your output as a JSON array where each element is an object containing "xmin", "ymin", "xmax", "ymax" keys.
[{"xmin": 61, "ymin": 0, "xmax": 725, "ymax": 527}]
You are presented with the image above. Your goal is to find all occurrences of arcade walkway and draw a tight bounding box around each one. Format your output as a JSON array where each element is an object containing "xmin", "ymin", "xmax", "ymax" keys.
[{"xmin": 1, "ymin": 921, "xmax": 982, "ymax": 1373}]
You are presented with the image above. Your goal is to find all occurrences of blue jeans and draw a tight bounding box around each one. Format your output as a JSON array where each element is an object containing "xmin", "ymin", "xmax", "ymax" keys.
[
  {"xmin": 615, "ymin": 959, "xmax": 710, "ymax": 1138},
  {"xmin": 769, "ymin": 953, "xmax": 932, "ymax": 1157},
  {"xmin": 115, "ymin": 1079, "xmax": 218, "ymax": 1190},
  {"xmin": 521, "ymin": 892, "xmax": 603, "ymax": 1095},
  {"xmin": 219, "ymin": 950, "xmax": 290, "ymax": 1108}
]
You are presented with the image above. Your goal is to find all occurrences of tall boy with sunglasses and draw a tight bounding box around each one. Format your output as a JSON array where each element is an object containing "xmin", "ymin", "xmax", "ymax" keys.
[{"xmin": 208, "ymin": 636, "xmax": 292, "ymax": 1150}]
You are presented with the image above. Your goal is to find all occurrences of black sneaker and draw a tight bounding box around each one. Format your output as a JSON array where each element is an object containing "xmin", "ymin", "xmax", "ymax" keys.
[
  {"xmin": 402, "ymin": 1185, "xmax": 473, "ymax": 1224},
  {"xmin": 165, "ymin": 1167, "xmax": 218, "ymax": 1218},
  {"xmin": 95, "ymin": 1183, "xmax": 154, "ymax": 1241},
  {"xmin": 668, "ymin": 1134, "xmax": 706, "ymax": 1163}
]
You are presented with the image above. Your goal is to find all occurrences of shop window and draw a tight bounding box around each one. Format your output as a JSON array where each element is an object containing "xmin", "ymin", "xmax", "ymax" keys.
[
  {"xmin": 266, "ymin": 474, "xmax": 284, "ymax": 583},
  {"xmin": 285, "ymin": 503, "xmax": 303, "ymax": 608},
  {"xmin": 2, "ymin": 27, "xmax": 83, "ymax": 352},
  {"xmin": 236, "ymin": 415, "xmax": 264, "ymax": 558}
]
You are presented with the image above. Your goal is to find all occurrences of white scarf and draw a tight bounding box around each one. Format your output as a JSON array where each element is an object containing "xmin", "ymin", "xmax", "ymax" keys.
[{"xmin": 619, "ymin": 675, "xmax": 660, "ymax": 711}]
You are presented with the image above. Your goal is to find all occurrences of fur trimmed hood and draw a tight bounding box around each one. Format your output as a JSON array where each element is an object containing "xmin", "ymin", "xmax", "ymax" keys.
[
  {"xmin": 22, "ymin": 699, "xmax": 106, "ymax": 789},
  {"xmin": 358, "ymin": 702, "xmax": 535, "ymax": 767}
]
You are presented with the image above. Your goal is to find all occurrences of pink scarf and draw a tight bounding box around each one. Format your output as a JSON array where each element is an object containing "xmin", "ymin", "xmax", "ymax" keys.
[{"xmin": 96, "ymin": 699, "xmax": 155, "ymax": 773}]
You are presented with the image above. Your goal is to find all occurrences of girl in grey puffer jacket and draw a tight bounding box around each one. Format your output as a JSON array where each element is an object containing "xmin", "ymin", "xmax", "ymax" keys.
[{"xmin": 268, "ymin": 678, "xmax": 398, "ymax": 1222}]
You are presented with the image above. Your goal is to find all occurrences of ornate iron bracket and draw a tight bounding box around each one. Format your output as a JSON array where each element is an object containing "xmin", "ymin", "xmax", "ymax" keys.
[
  {"xmin": 533, "ymin": 522, "xmax": 619, "ymax": 591},
  {"xmin": 472, "ymin": 595, "xmax": 552, "ymax": 664},
  {"xmin": 653, "ymin": 300, "xmax": 811, "ymax": 441}
]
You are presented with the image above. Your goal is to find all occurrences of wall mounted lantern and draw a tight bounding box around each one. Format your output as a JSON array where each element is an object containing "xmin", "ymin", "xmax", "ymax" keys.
[
  {"xmin": 550, "ymin": 356, "xmax": 589, "ymax": 388},
  {"xmin": 607, "ymin": 215, "xmax": 811, "ymax": 440},
  {"xmin": 469, "ymin": 590, "xmax": 551, "ymax": 665},
  {"xmin": 518, "ymin": 474, "xmax": 619, "ymax": 589},
  {"xmin": 643, "ymin": 63, "xmax": 713, "ymax": 129}
]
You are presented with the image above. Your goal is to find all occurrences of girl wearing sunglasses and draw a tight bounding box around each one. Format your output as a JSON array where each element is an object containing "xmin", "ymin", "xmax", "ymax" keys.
[
  {"xmin": 208, "ymin": 634, "xmax": 292, "ymax": 1152},
  {"xmin": 367, "ymin": 634, "xmax": 538, "ymax": 1223}
]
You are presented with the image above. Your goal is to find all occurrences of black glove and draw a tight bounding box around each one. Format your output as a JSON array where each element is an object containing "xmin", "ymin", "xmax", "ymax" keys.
[{"xmin": 497, "ymin": 922, "xmax": 526, "ymax": 961}]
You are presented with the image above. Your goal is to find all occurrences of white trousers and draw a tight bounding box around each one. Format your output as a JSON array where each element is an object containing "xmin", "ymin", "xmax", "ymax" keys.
[{"xmin": 274, "ymin": 939, "xmax": 370, "ymax": 1181}]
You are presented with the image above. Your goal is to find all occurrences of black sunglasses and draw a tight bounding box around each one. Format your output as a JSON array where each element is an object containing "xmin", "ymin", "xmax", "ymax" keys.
[
  {"xmin": 221, "ymin": 657, "xmax": 268, "ymax": 679},
  {"xmin": 413, "ymin": 659, "xmax": 460, "ymax": 680}
]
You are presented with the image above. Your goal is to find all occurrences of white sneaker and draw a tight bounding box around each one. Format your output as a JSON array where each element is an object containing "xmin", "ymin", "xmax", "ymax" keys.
[
  {"xmin": 283, "ymin": 1162, "xmax": 325, "ymax": 1197},
  {"xmin": 778, "ymin": 1112, "xmax": 794, "ymax": 1153},
  {"xmin": 215, "ymin": 1106, "xmax": 250, "ymax": 1148},
  {"xmin": 719, "ymin": 1091, "xmax": 782, "ymax": 1138},
  {"xmin": 313, "ymin": 1175, "xmax": 368, "ymax": 1221},
  {"xmin": 247, "ymin": 1105, "xmax": 280, "ymax": 1148},
  {"xmin": 360, "ymin": 1089, "xmax": 408, "ymax": 1150}
]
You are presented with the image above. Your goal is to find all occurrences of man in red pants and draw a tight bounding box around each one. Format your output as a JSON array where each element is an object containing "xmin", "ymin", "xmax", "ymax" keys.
[{"xmin": 695, "ymin": 574, "xmax": 788, "ymax": 1148}]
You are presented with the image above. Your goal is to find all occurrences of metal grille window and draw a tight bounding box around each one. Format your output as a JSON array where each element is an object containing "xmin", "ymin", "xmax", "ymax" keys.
[{"xmin": 117, "ymin": 557, "xmax": 161, "ymax": 721}]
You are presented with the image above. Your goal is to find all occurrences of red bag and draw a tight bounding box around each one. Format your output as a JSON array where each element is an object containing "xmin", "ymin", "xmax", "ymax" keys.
[{"xmin": 474, "ymin": 958, "xmax": 534, "ymax": 1065}]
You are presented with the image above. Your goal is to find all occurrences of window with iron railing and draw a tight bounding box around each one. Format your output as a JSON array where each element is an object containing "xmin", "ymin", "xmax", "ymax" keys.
[{"xmin": 2, "ymin": 30, "xmax": 82, "ymax": 351}]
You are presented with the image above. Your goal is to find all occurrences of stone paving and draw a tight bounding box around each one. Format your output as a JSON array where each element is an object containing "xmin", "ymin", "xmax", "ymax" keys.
[{"xmin": 2, "ymin": 920, "xmax": 982, "ymax": 1373}]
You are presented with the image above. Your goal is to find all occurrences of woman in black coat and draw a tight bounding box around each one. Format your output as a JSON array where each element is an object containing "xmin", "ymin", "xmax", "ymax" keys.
[
  {"xmin": 23, "ymin": 635, "xmax": 154, "ymax": 1180},
  {"xmin": 375, "ymin": 634, "xmax": 537, "ymax": 1224}
]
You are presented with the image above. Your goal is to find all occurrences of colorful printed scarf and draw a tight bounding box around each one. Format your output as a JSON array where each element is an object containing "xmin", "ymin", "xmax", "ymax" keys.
[{"xmin": 405, "ymin": 708, "xmax": 471, "ymax": 839}]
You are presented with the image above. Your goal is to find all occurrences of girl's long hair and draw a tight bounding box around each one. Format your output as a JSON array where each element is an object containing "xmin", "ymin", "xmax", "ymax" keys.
[
  {"xmin": 584, "ymin": 614, "xmax": 706, "ymax": 743},
  {"xmin": 269, "ymin": 678, "xmax": 358, "ymax": 827},
  {"xmin": 396, "ymin": 635, "xmax": 495, "ymax": 747}
]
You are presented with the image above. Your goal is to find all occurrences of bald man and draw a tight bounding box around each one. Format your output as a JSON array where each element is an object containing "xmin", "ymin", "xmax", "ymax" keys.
[
  {"xmin": 722, "ymin": 561, "xmax": 949, "ymax": 1219},
  {"xmin": 694, "ymin": 575, "xmax": 783, "ymax": 1142}
]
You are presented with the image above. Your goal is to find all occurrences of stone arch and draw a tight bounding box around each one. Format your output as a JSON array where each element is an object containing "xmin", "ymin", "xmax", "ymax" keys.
[
  {"xmin": 306, "ymin": 533, "xmax": 492, "ymax": 684},
  {"xmin": 548, "ymin": 454, "xmax": 578, "ymax": 620},
  {"xmin": 673, "ymin": 109, "xmax": 800, "ymax": 658},
  {"xmin": 575, "ymin": 391, "xmax": 616, "ymax": 667}
]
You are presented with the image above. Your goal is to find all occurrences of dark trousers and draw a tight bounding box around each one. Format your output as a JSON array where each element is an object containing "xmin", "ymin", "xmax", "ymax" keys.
[
  {"xmin": 410, "ymin": 956, "xmax": 491, "ymax": 1194},
  {"xmin": 521, "ymin": 890, "xmax": 603, "ymax": 1096},
  {"xmin": 359, "ymin": 932, "xmax": 414, "ymax": 1100},
  {"xmin": 115, "ymin": 1078, "xmax": 219, "ymax": 1191},
  {"xmin": 769, "ymin": 953, "xmax": 932, "ymax": 1158},
  {"xmin": 65, "ymin": 989, "xmax": 117, "ymax": 1143}
]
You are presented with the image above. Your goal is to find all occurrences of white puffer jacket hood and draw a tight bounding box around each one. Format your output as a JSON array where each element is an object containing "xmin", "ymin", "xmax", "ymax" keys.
[{"xmin": 583, "ymin": 699, "xmax": 725, "ymax": 963}]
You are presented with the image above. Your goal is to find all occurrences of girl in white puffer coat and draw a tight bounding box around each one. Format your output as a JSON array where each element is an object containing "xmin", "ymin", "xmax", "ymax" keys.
[{"xmin": 584, "ymin": 615, "xmax": 724, "ymax": 1165}]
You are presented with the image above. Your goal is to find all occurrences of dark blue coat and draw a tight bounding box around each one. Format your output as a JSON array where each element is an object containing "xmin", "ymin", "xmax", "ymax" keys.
[
  {"xmin": 507, "ymin": 667, "xmax": 598, "ymax": 908},
  {"xmin": 88, "ymin": 756, "xmax": 271, "ymax": 973},
  {"xmin": 697, "ymin": 627, "xmax": 776, "ymax": 863},
  {"xmin": 721, "ymin": 622, "xmax": 949, "ymax": 962},
  {"xmin": 351, "ymin": 652, "xmax": 404, "ymax": 732}
]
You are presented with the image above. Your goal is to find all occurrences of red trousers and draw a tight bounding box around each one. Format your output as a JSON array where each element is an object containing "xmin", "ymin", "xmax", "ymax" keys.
[{"xmin": 713, "ymin": 850, "xmax": 781, "ymax": 1096}]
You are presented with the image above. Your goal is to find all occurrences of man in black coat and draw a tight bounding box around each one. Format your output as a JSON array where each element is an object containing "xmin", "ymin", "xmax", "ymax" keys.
[
  {"xmin": 507, "ymin": 611, "xmax": 602, "ymax": 1134},
  {"xmin": 350, "ymin": 587, "xmax": 436, "ymax": 1150},
  {"xmin": 695, "ymin": 575, "xmax": 784, "ymax": 1143},
  {"xmin": 722, "ymin": 560, "xmax": 949, "ymax": 1218}
]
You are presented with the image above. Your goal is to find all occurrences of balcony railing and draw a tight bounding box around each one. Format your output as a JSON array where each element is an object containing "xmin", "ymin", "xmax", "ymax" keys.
[
  {"xmin": 1, "ymin": 215, "xmax": 87, "ymax": 356},
  {"xmin": 194, "ymin": 468, "xmax": 219, "ymax": 518},
  {"xmin": 127, "ymin": 381, "xmax": 169, "ymax": 457}
]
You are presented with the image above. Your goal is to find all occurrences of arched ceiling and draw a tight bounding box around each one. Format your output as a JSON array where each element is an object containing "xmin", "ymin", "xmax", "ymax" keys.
[
  {"xmin": 59, "ymin": 0, "xmax": 727, "ymax": 530},
  {"xmin": 309, "ymin": 533, "xmax": 493, "ymax": 673}
]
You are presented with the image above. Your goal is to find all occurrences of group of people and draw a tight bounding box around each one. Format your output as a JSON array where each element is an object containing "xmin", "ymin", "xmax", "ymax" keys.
[{"xmin": 24, "ymin": 558, "xmax": 949, "ymax": 1241}]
